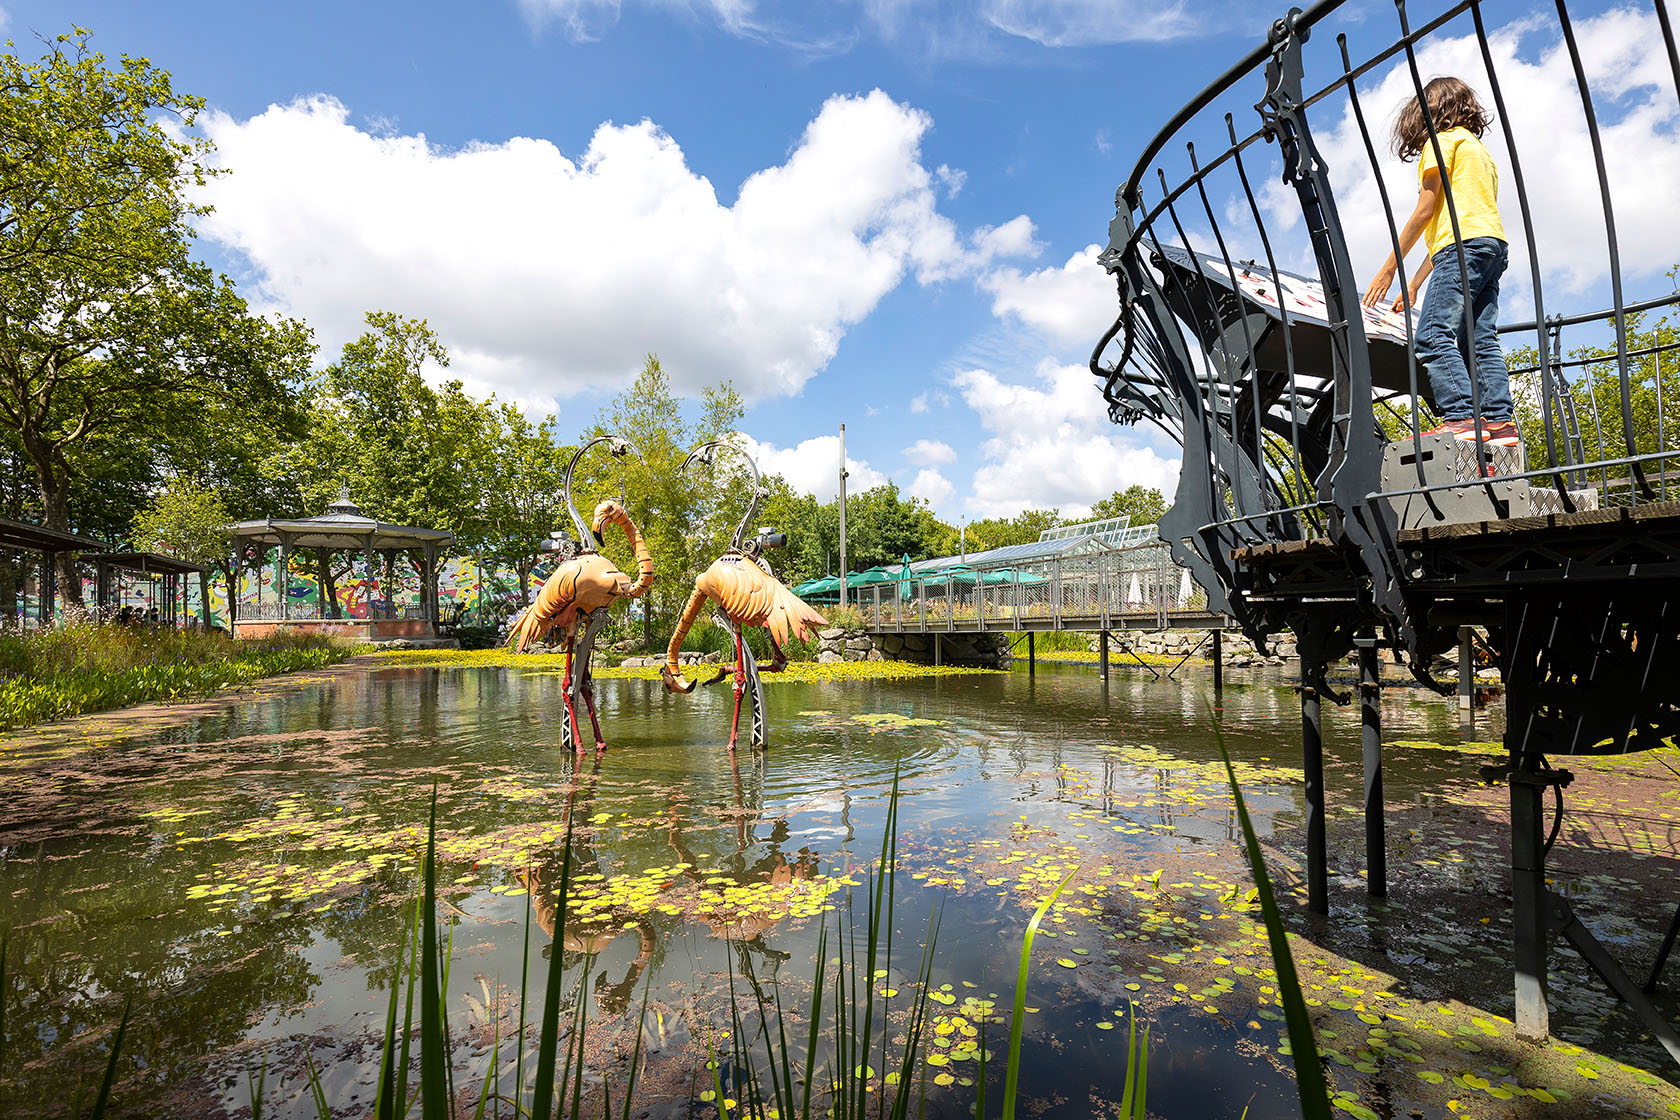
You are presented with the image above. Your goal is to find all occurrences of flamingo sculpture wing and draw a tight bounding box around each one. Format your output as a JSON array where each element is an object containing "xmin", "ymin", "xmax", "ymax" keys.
[
  {"xmin": 506, "ymin": 437, "xmax": 654, "ymax": 752},
  {"xmin": 659, "ymin": 441, "xmax": 825, "ymax": 751}
]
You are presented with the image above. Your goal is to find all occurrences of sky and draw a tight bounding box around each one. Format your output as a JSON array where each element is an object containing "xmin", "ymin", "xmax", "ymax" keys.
[{"xmin": 8, "ymin": 0, "xmax": 1674, "ymax": 522}]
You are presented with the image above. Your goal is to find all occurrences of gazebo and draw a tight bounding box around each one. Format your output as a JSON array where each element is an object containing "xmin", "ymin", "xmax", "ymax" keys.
[{"xmin": 226, "ymin": 491, "xmax": 455, "ymax": 642}]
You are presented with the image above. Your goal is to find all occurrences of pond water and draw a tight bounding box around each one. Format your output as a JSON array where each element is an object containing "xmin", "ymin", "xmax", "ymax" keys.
[{"xmin": 2, "ymin": 657, "xmax": 1677, "ymax": 1118}]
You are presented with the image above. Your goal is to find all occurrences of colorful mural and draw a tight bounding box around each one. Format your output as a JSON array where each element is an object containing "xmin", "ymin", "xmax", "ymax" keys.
[{"xmin": 8, "ymin": 557, "xmax": 552, "ymax": 629}]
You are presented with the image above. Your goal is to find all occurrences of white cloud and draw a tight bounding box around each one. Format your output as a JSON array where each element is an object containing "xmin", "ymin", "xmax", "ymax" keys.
[
  {"xmin": 980, "ymin": 243, "xmax": 1117, "ymax": 351},
  {"xmin": 903, "ymin": 438, "xmax": 956, "ymax": 465},
  {"xmin": 909, "ymin": 391, "xmax": 930, "ymax": 413},
  {"xmin": 982, "ymin": 0, "xmax": 1220, "ymax": 46},
  {"xmin": 519, "ymin": 0, "xmax": 1247, "ymax": 54},
  {"xmin": 951, "ymin": 358, "xmax": 1178, "ymax": 518},
  {"xmin": 908, "ymin": 467, "xmax": 955, "ymax": 508},
  {"xmin": 193, "ymin": 90, "xmax": 1030, "ymax": 404},
  {"xmin": 741, "ymin": 434, "xmax": 886, "ymax": 500}
]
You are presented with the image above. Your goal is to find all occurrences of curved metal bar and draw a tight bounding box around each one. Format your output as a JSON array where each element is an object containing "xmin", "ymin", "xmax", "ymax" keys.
[
  {"xmin": 1121, "ymin": 0, "xmax": 1348, "ymax": 210},
  {"xmin": 562, "ymin": 435, "xmax": 640, "ymax": 545},
  {"xmin": 681, "ymin": 440, "xmax": 765, "ymax": 551}
]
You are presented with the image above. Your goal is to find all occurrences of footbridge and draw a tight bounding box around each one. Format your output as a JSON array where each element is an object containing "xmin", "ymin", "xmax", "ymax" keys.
[{"xmin": 1087, "ymin": 0, "xmax": 1680, "ymax": 1064}]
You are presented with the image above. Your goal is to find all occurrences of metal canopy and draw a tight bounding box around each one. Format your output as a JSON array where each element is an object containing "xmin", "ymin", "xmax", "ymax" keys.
[
  {"xmin": 88, "ymin": 552, "xmax": 207, "ymax": 576},
  {"xmin": 227, "ymin": 492, "xmax": 455, "ymax": 552},
  {"xmin": 0, "ymin": 516, "xmax": 107, "ymax": 554}
]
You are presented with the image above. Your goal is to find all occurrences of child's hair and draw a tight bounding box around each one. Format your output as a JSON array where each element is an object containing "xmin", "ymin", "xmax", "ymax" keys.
[{"xmin": 1391, "ymin": 77, "xmax": 1493, "ymax": 162}]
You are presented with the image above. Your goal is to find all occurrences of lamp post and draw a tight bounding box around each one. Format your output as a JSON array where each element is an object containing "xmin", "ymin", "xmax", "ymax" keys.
[
  {"xmin": 960, "ymin": 516, "xmax": 966, "ymax": 562},
  {"xmin": 837, "ymin": 423, "xmax": 849, "ymax": 611}
]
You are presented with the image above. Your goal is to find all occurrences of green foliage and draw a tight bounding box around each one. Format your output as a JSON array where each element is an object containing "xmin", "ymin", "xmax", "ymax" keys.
[
  {"xmin": 1507, "ymin": 301, "xmax": 1680, "ymax": 495},
  {"xmin": 272, "ymin": 312, "xmax": 492, "ymax": 538},
  {"xmin": 0, "ymin": 27, "xmax": 312, "ymax": 550},
  {"xmin": 761, "ymin": 481, "xmax": 938, "ymax": 585},
  {"xmin": 130, "ymin": 479, "xmax": 233, "ymax": 568},
  {"xmin": 822, "ymin": 604, "xmax": 865, "ymax": 630},
  {"xmin": 1087, "ymin": 485, "xmax": 1168, "ymax": 526},
  {"xmin": 0, "ymin": 622, "xmax": 354, "ymax": 730},
  {"xmin": 580, "ymin": 355, "xmax": 745, "ymax": 638}
]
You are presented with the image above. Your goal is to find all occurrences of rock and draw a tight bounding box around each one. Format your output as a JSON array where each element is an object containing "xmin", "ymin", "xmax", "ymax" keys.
[
  {"xmin": 845, "ymin": 637, "xmax": 873, "ymax": 652},
  {"xmin": 866, "ymin": 648, "xmax": 884, "ymax": 661},
  {"xmin": 704, "ymin": 651, "xmax": 723, "ymax": 663},
  {"xmin": 817, "ymin": 650, "xmax": 842, "ymax": 664},
  {"xmin": 843, "ymin": 649, "xmax": 864, "ymax": 661},
  {"xmin": 819, "ymin": 628, "xmax": 845, "ymax": 641}
]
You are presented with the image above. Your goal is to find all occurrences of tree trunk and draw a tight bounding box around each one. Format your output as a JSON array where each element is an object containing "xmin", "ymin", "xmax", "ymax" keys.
[
  {"xmin": 515, "ymin": 558, "xmax": 532, "ymax": 606},
  {"xmin": 317, "ymin": 548, "xmax": 341, "ymax": 618},
  {"xmin": 25, "ymin": 440, "xmax": 83, "ymax": 607}
]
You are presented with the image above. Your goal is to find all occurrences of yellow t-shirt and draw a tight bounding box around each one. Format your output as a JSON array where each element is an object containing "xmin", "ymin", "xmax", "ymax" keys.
[{"xmin": 1418, "ymin": 126, "xmax": 1505, "ymax": 257}]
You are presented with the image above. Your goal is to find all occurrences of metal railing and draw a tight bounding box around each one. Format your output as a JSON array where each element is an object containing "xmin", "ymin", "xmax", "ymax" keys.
[
  {"xmin": 236, "ymin": 602, "xmax": 428, "ymax": 622},
  {"xmin": 856, "ymin": 540, "xmax": 1213, "ymax": 632},
  {"xmin": 1088, "ymin": 0, "xmax": 1680, "ymax": 652}
]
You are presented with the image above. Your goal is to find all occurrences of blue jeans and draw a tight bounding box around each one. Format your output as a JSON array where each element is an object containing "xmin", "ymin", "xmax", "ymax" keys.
[{"xmin": 1414, "ymin": 236, "xmax": 1511, "ymax": 421}]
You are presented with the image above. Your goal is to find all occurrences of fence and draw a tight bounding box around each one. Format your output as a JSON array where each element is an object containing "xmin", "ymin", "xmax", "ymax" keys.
[{"xmin": 856, "ymin": 539, "xmax": 1213, "ymax": 632}]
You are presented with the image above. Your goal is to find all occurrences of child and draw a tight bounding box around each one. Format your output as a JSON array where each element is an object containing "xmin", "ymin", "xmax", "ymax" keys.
[{"xmin": 1362, "ymin": 76, "xmax": 1517, "ymax": 446}]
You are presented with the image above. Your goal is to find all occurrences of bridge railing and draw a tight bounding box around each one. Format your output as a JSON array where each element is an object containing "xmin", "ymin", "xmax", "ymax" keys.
[
  {"xmin": 1088, "ymin": 0, "xmax": 1680, "ymax": 652},
  {"xmin": 855, "ymin": 540, "xmax": 1211, "ymax": 631}
]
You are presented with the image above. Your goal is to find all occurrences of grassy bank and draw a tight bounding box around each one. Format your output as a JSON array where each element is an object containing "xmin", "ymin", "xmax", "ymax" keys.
[
  {"xmin": 376, "ymin": 647, "xmax": 1001, "ymax": 682},
  {"xmin": 0, "ymin": 623, "xmax": 359, "ymax": 731}
]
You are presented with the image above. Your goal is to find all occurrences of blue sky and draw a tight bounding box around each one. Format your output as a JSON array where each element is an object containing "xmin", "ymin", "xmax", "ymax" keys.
[{"xmin": 9, "ymin": 0, "xmax": 1673, "ymax": 520}]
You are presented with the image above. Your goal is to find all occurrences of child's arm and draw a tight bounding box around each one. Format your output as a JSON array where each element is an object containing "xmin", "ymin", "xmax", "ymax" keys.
[
  {"xmin": 1394, "ymin": 253, "xmax": 1433, "ymax": 313},
  {"xmin": 1360, "ymin": 168, "xmax": 1443, "ymax": 308}
]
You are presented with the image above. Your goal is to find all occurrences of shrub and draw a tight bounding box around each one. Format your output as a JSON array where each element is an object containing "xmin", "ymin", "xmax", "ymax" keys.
[{"xmin": 0, "ymin": 620, "xmax": 358, "ymax": 731}]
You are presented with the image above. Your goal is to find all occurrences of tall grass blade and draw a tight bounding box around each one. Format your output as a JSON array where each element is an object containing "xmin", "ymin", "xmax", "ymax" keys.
[
  {"xmin": 419, "ymin": 784, "xmax": 449, "ymax": 1119},
  {"xmin": 619, "ymin": 978, "xmax": 652, "ymax": 1120},
  {"xmin": 302, "ymin": 1046, "xmax": 334, "ymax": 1120},
  {"xmin": 517, "ymin": 892, "xmax": 532, "ymax": 1109},
  {"xmin": 375, "ymin": 906, "xmax": 417, "ymax": 1120},
  {"xmin": 88, "ymin": 997, "xmax": 130, "ymax": 1120},
  {"xmin": 1212, "ymin": 723, "xmax": 1332, "ymax": 1119},
  {"xmin": 471, "ymin": 978, "xmax": 502, "ymax": 1120},
  {"xmin": 1000, "ymin": 866, "xmax": 1077, "ymax": 1120},
  {"xmin": 530, "ymin": 808, "xmax": 577, "ymax": 1120},
  {"xmin": 1116, "ymin": 1004, "xmax": 1138, "ymax": 1117},
  {"xmin": 1129, "ymin": 1025, "xmax": 1148, "ymax": 1120},
  {"xmin": 396, "ymin": 884, "xmax": 424, "ymax": 1116},
  {"xmin": 800, "ymin": 924, "xmax": 827, "ymax": 1119},
  {"xmin": 0, "ymin": 930, "xmax": 8, "ymax": 1080},
  {"xmin": 248, "ymin": 1054, "xmax": 268, "ymax": 1120}
]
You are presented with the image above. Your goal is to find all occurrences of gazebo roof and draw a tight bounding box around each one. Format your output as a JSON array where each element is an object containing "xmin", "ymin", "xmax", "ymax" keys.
[{"xmin": 227, "ymin": 490, "xmax": 455, "ymax": 552}]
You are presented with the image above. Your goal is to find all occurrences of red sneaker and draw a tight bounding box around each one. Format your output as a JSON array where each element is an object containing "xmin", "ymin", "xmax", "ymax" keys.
[
  {"xmin": 1420, "ymin": 419, "xmax": 1475, "ymax": 440},
  {"xmin": 1477, "ymin": 420, "xmax": 1521, "ymax": 447}
]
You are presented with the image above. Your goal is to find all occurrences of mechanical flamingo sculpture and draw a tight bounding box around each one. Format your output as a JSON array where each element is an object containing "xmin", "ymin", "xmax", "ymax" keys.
[
  {"xmin": 661, "ymin": 441, "xmax": 825, "ymax": 751},
  {"xmin": 507, "ymin": 436, "xmax": 653, "ymax": 752}
]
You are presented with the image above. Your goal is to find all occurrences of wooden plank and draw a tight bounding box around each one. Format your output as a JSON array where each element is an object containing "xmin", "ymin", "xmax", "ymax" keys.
[{"xmin": 1397, "ymin": 500, "xmax": 1680, "ymax": 543}]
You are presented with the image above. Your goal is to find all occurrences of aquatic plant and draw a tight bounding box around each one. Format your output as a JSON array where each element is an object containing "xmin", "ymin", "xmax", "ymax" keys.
[
  {"xmin": 1213, "ymin": 724, "xmax": 1332, "ymax": 1119},
  {"xmin": 0, "ymin": 622, "xmax": 357, "ymax": 730}
]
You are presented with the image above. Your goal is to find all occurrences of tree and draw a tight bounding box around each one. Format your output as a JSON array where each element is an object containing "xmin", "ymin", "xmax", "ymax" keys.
[
  {"xmin": 841, "ymin": 483, "xmax": 934, "ymax": 571},
  {"xmin": 482, "ymin": 405, "xmax": 568, "ymax": 607},
  {"xmin": 1088, "ymin": 485, "xmax": 1169, "ymax": 526},
  {"xmin": 131, "ymin": 479, "xmax": 232, "ymax": 621},
  {"xmin": 0, "ymin": 29, "xmax": 312, "ymax": 602},
  {"xmin": 581, "ymin": 356, "xmax": 745, "ymax": 644}
]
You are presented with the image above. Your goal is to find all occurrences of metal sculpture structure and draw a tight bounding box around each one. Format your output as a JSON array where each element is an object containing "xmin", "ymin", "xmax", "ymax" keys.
[
  {"xmin": 661, "ymin": 441, "xmax": 826, "ymax": 751},
  {"xmin": 507, "ymin": 437, "xmax": 654, "ymax": 752},
  {"xmin": 1089, "ymin": 0, "xmax": 1680, "ymax": 1062}
]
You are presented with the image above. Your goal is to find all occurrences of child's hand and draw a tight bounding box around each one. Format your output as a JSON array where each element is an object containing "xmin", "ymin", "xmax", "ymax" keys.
[{"xmin": 1361, "ymin": 266, "xmax": 1395, "ymax": 308}]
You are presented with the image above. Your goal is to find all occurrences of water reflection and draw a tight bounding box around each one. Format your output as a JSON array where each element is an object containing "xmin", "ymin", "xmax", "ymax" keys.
[{"xmin": 4, "ymin": 657, "xmax": 1677, "ymax": 1118}]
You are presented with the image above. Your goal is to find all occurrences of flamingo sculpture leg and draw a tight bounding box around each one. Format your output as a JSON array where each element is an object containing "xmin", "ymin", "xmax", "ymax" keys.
[
  {"xmin": 661, "ymin": 553, "xmax": 824, "ymax": 751},
  {"xmin": 507, "ymin": 498, "xmax": 654, "ymax": 752}
]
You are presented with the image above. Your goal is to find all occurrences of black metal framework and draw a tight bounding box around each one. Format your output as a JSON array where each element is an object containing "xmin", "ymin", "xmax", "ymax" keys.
[{"xmin": 1092, "ymin": 0, "xmax": 1680, "ymax": 1059}]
